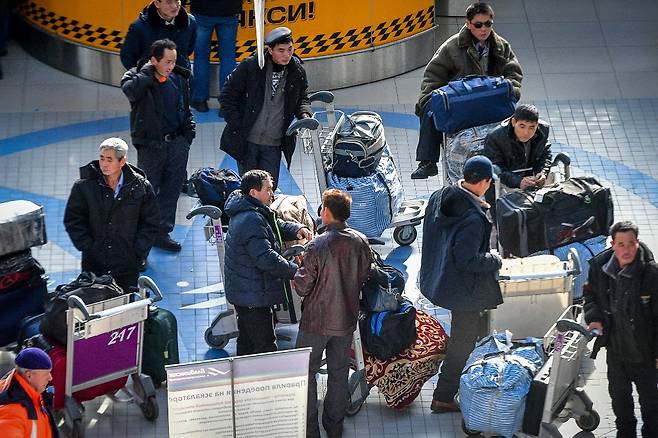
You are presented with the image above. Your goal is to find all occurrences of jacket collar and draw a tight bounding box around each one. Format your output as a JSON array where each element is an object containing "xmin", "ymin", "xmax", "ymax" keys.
[
  {"xmin": 79, "ymin": 161, "xmax": 145, "ymax": 186},
  {"xmin": 142, "ymin": 2, "xmax": 191, "ymax": 29},
  {"xmin": 457, "ymin": 25, "xmax": 502, "ymax": 53},
  {"xmin": 317, "ymin": 221, "xmax": 347, "ymax": 234}
]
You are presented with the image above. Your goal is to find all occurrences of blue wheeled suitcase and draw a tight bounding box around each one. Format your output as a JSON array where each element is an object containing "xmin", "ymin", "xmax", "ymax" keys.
[
  {"xmin": 430, "ymin": 75, "xmax": 516, "ymax": 134},
  {"xmin": 0, "ymin": 276, "xmax": 47, "ymax": 347}
]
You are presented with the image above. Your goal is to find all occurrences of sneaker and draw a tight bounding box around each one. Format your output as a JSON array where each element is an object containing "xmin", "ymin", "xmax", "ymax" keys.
[
  {"xmin": 190, "ymin": 100, "xmax": 209, "ymax": 112},
  {"xmin": 410, "ymin": 161, "xmax": 438, "ymax": 179},
  {"xmin": 154, "ymin": 235, "xmax": 182, "ymax": 252},
  {"xmin": 430, "ymin": 399, "xmax": 460, "ymax": 413}
]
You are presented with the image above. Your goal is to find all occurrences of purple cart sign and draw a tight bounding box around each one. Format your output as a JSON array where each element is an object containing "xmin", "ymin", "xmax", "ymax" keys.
[{"xmin": 72, "ymin": 323, "xmax": 139, "ymax": 386}]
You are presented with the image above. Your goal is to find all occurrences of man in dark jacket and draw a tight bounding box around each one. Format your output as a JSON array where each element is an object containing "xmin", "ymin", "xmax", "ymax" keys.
[
  {"xmin": 419, "ymin": 155, "xmax": 503, "ymax": 413},
  {"xmin": 121, "ymin": 39, "xmax": 195, "ymax": 252},
  {"xmin": 120, "ymin": 0, "xmax": 196, "ymax": 70},
  {"xmin": 584, "ymin": 221, "xmax": 658, "ymax": 438},
  {"xmin": 483, "ymin": 104, "xmax": 552, "ymax": 191},
  {"xmin": 224, "ymin": 170, "xmax": 312, "ymax": 355},
  {"xmin": 64, "ymin": 138, "xmax": 160, "ymax": 292},
  {"xmin": 189, "ymin": 0, "xmax": 243, "ymax": 112},
  {"xmin": 0, "ymin": 348, "xmax": 57, "ymax": 437},
  {"xmin": 219, "ymin": 26, "xmax": 311, "ymax": 190},
  {"xmin": 411, "ymin": 2, "xmax": 523, "ymax": 180},
  {"xmin": 294, "ymin": 189, "xmax": 371, "ymax": 438}
]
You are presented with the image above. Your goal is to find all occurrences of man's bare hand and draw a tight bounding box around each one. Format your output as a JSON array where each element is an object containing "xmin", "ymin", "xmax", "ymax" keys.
[
  {"xmin": 297, "ymin": 227, "xmax": 313, "ymax": 241},
  {"xmin": 587, "ymin": 322, "xmax": 603, "ymax": 336},
  {"xmin": 520, "ymin": 177, "xmax": 536, "ymax": 190},
  {"xmin": 534, "ymin": 173, "xmax": 546, "ymax": 187}
]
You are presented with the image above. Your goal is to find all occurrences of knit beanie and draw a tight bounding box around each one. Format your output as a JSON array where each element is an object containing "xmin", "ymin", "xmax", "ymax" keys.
[{"xmin": 15, "ymin": 348, "xmax": 52, "ymax": 370}]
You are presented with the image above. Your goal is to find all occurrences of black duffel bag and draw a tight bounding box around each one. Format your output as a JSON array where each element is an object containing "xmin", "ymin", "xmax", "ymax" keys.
[
  {"xmin": 332, "ymin": 111, "xmax": 387, "ymax": 178},
  {"xmin": 497, "ymin": 176, "xmax": 614, "ymax": 257},
  {"xmin": 360, "ymin": 300, "xmax": 417, "ymax": 361},
  {"xmin": 189, "ymin": 167, "xmax": 241, "ymax": 224},
  {"xmin": 361, "ymin": 249, "xmax": 405, "ymax": 313},
  {"xmin": 41, "ymin": 272, "xmax": 125, "ymax": 345}
]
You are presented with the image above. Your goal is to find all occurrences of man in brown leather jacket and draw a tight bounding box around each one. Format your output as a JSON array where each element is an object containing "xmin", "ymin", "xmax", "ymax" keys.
[{"xmin": 294, "ymin": 189, "xmax": 371, "ymax": 438}]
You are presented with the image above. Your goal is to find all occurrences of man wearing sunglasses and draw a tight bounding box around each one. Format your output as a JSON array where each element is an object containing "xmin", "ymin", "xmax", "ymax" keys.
[{"xmin": 412, "ymin": 2, "xmax": 523, "ymax": 180}]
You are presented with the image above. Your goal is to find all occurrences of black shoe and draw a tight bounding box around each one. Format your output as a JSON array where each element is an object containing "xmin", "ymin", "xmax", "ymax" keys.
[
  {"xmin": 139, "ymin": 258, "xmax": 148, "ymax": 272},
  {"xmin": 411, "ymin": 161, "xmax": 438, "ymax": 179},
  {"xmin": 190, "ymin": 100, "xmax": 209, "ymax": 112},
  {"xmin": 154, "ymin": 235, "xmax": 182, "ymax": 252}
]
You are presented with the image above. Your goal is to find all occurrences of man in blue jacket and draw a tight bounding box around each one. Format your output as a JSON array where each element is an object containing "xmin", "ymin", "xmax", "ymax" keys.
[
  {"xmin": 419, "ymin": 155, "xmax": 503, "ymax": 413},
  {"xmin": 224, "ymin": 170, "xmax": 313, "ymax": 355},
  {"xmin": 120, "ymin": 0, "xmax": 196, "ymax": 70}
]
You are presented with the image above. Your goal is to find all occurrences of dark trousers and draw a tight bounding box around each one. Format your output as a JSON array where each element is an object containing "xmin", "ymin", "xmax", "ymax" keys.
[
  {"xmin": 415, "ymin": 100, "xmax": 443, "ymax": 163},
  {"xmin": 137, "ymin": 136, "xmax": 190, "ymax": 236},
  {"xmin": 607, "ymin": 352, "xmax": 658, "ymax": 438},
  {"xmin": 237, "ymin": 141, "xmax": 282, "ymax": 191},
  {"xmin": 433, "ymin": 310, "xmax": 487, "ymax": 403},
  {"xmin": 296, "ymin": 331, "xmax": 352, "ymax": 438},
  {"xmin": 234, "ymin": 306, "xmax": 276, "ymax": 356}
]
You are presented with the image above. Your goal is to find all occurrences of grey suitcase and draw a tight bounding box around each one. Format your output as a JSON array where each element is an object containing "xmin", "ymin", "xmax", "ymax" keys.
[{"xmin": 0, "ymin": 200, "xmax": 47, "ymax": 257}]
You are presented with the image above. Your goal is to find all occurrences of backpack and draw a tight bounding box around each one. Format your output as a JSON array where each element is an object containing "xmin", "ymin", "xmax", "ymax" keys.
[
  {"xmin": 360, "ymin": 300, "xmax": 417, "ymax": 361},
  {"xmin": 189, "ymin": 168, "xmax": 241, "ymax": 224},
  {"xmin": 332, "ymin": 111, "xmax": 387, "ymax": 178}
]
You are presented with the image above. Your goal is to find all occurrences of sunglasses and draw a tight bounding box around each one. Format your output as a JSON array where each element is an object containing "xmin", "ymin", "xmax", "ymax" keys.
[{"xmin": 471, "ymin": 20, "xmax": 493, "ymax": 29}]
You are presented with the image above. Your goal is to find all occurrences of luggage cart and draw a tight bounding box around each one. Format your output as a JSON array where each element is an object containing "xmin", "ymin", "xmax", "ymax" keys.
[
  {"xmin": 287, "ymin": 91, "xmax": 426, "ymax": 246},
  {"xmin": 60, "ymin": 276, "xmax": 162, "ymax": 438},
  {"xmin": 462, "ymin": 305, "xmax": 600, "ymax": 437}
]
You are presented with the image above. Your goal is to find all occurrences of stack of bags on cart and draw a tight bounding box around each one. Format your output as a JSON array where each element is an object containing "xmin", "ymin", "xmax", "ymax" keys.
[
  {"xmin": 357, "ymin": 249, "xmax": 448, "ymax": 409},
  {"xmin": 0, "ymin": 200, "xmax": 48, "ymax": 349},
  {"xmin": 326, "ymin": 112, "xmax": 403, "ymax": 238}
]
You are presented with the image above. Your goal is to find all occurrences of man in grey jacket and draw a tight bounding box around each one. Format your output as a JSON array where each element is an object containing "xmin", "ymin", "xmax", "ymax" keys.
[{"xmin": 411, "ymin": 2, "xmax": 523, "ymax": 180}]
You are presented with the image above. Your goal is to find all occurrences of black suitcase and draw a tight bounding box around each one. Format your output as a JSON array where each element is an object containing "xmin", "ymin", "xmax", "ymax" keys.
[
  {"xmin": 497, "ymin": 177, "xmax": 614, "ymax": 257},
  {"xmin": 142, "ymin": 306, "xmax": 179, "ymax": 387},
  {"xmin": 522, "ymin": 360, "xmax": 552, "ymax": 435}
]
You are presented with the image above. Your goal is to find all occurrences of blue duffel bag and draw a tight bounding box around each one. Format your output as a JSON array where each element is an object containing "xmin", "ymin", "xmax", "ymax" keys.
[
  {"xmin": 460, "ymin": 333, "xmax": 545, "ymax": 438},
  {"xmin": 430, "ymin": 75, "xmax": 516, "ymax": 134}
]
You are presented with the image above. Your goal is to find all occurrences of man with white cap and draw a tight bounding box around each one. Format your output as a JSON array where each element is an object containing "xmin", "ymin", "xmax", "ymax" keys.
[
  {"xmin": 0, "ymin": 348, "xmax": 57, "ymax": 437},
  {"xmin": 64, "ymin": 137, "xmax": 160, "ymax": 291},
  {"xmin": 219, "ymin": 26, "xmax": 311, "ymax": 190}
]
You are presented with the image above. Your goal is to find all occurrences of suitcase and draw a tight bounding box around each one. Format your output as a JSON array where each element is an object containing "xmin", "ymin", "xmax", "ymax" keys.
[
  {"xmin": 332, "ymin": 111, "xmax": 387, "ymax": 178},
  {"xmin": 444, "ymin": 122, "xmax": 500, "ymax": 184},
  {"xmin": 496, "ymin": 176, "xmax": 614, "ymax": 257},
  {"xmin": 430, "ymin": 75, "xmax": 516, "ymax": 134},
  {"xmin": 0, "ymin": 200, "xmax": 47, "ymax": 257},
  {"xmin": 48, "ymin": 343, "xmax": 128, "ymax": 410},
  {"xmin": 490, "ymin": 255, "xmax": 572, "ymax": 339},
  {"xmin": 0, "ymin": 250, "xmax": 45, "ymax": 293},
  {"xmin": 521, "ymin": 358, "xmax": 552, "ymax": 435},
  {"xmin": 0, "ymin": 276, "xmax": 47, "ymax": 347},
  {"xmin": 328, "ymin": 150, "xmax": 403, "ymax": 238},
  {"xmin": 15, "ymin": 313, "xmax": 44, "ymax": 351},
  {"xmin": 141, "ymin": 306, "xmax": 179, "ymax": 387}
]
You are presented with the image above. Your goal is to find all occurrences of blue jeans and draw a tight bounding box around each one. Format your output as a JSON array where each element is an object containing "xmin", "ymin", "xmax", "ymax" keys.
[{"xmin": 192, "ymin": 14, "xmax": 238, "ymax": 102}]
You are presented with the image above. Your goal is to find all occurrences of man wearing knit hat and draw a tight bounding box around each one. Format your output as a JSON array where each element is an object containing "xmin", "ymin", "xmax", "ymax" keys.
[{"xmin": 0, "ymin": 348, "xmax": 58, "ymax": 437}]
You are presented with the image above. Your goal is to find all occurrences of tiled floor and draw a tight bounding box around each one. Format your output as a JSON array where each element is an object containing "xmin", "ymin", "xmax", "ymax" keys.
[{"xmin": 1, "ymin": 0, "xmax": 658, "ymax": 436}]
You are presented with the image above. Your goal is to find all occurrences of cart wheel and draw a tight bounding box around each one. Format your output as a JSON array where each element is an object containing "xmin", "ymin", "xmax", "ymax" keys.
[
  {"xmin": 393, "ymin": 225, "xmax": 417, "ymax": 246},
  {"xmin": 575, "ymin": 409, "xmax": 600, "ymax": 432},
  {"xmin": 71, "ymin": 419, "xmax": 85, "ymax": 438},
  {"xmin": 345, "ymin": 371, "xmax": 369, "ymax": 417},
  {"xmin": 461, "ymin": 419, "xmax": 481, "ymax": 436},
  {"xmin": 205, "ymin": 327, "xmax": 230, "ymax": 349},
  {"xmin": 140, "ymin": 396, "xmax": 159, "ymax": 421}
]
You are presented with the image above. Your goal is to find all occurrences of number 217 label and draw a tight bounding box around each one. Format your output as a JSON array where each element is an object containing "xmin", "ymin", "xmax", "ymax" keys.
[{"xmin": 108, "ymin": 325, "xmax": 137, "ymax": 346}]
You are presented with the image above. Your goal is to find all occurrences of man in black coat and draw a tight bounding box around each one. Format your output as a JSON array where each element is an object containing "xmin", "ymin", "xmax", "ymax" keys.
[
  {"xmin": 63, "ymin": 138, "xmax": 160, "ymax": 292},
  {"xmin": 584, "ymin": 221, "xmax": 658, "ymax": 437},
  {"xmin": 483, "ymin": 104, "xmax": 552, "ymax": 191},
  {"xmin": 121, "ymin": 39, "xmax": 196, "ymax": 252},
  {"xmin": 224, "ymin": 170, "xmax": 312, "ymax": 356},
  {"xmin": 120, "ymin": 0, "xmax": 197, "ymax": 70},
  {"xmin": 219, "ymin": 27, "xmax": 311, "ymax": 190},
  {"xmin": 419, "ymin": 155, "xmax": 503, "ymax": 413}
]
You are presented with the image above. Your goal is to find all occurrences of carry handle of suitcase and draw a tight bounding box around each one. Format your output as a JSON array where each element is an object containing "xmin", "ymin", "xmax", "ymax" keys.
[
  {"xmin": 448, "ymin": 75, "xmax": 495, "ymax": 94},
  {"xmin": 186, "ymin": 204, "xmax": 222, "ymax": 221}
]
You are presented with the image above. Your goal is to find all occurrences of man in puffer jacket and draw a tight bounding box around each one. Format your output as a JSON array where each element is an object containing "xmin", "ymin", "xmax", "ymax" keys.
[{"xmin": 224, "ymin": 170, "xmax": 312, "ymax": 355}]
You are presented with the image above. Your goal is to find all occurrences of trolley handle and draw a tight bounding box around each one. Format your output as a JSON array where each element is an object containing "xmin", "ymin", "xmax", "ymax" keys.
[
  {"xmin": 551, "ymin": 152, "xmax": 571, "ymax": 179},
  {"xmin": 66, "ymin": 295, "xmax": 96, "ymax": 321},
  {"xmin": 555, "ymin": 318, "xmax": 598, "ymax": 341},
  {"xmin": 187, "ymin": 205, "xmax": 222, "ymax": 220},
  {"xmin": 286, "ymin": 117, "xmax": 320, "ymax": 136},
  {"xmin": 138, "ymin": 275, "xmax": 163, "ymax": 303},
  {"xmin": 308, "ymin": 91, "xmax": 334, "ymax": 104},
  {"xmin": 499, "ymin": 270, "xmax": 570, "ymax": 281}
]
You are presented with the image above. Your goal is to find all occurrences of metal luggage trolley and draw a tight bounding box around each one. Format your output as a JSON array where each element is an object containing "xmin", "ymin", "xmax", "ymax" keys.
[
  {"xmin": 287, "ymin": 91, "xmax": 427, "ymax": 246},
  {"xmin": 61, "ymin": 276, "xmax": 163, "ymax": 438}
]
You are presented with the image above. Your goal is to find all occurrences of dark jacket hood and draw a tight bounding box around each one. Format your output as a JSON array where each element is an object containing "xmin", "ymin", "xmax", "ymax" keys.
[
  {"xmin": 434, "ymin": 185, "xmax": 489, "ymax": 228},
  {"xmin": 141, "ymin": 2, "xmax": 192, "ymax": 29},
  {"xmin": 79, "ymin": 161, "xmax": 147, "ymax": 183},
  {"xmin": 225, "ymin": 191, "xmax": 270, "ymax": 219}
]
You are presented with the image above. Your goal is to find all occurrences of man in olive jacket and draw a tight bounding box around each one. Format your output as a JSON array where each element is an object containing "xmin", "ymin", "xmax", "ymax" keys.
[
  {"xmin": 584, "ymin": 221, "xmax": 658, "ymax": 437},
  {"xmin": 219, "ymin": 27, "xmax": 311, "ymax": 190},
  {"xmin": 294, "ymin": 189, "xmax": 371, "ymax": 438},
  {"xmin": 419, "ymin": 156, "xmax": 503, "ymax": 413},
  {"xmin": 64, "ymin": 138, "xmax": 160, "ymax": 292},
  {"xmin": 411, "ymin": 2, "xmax": 523, "ymax": 180}
]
